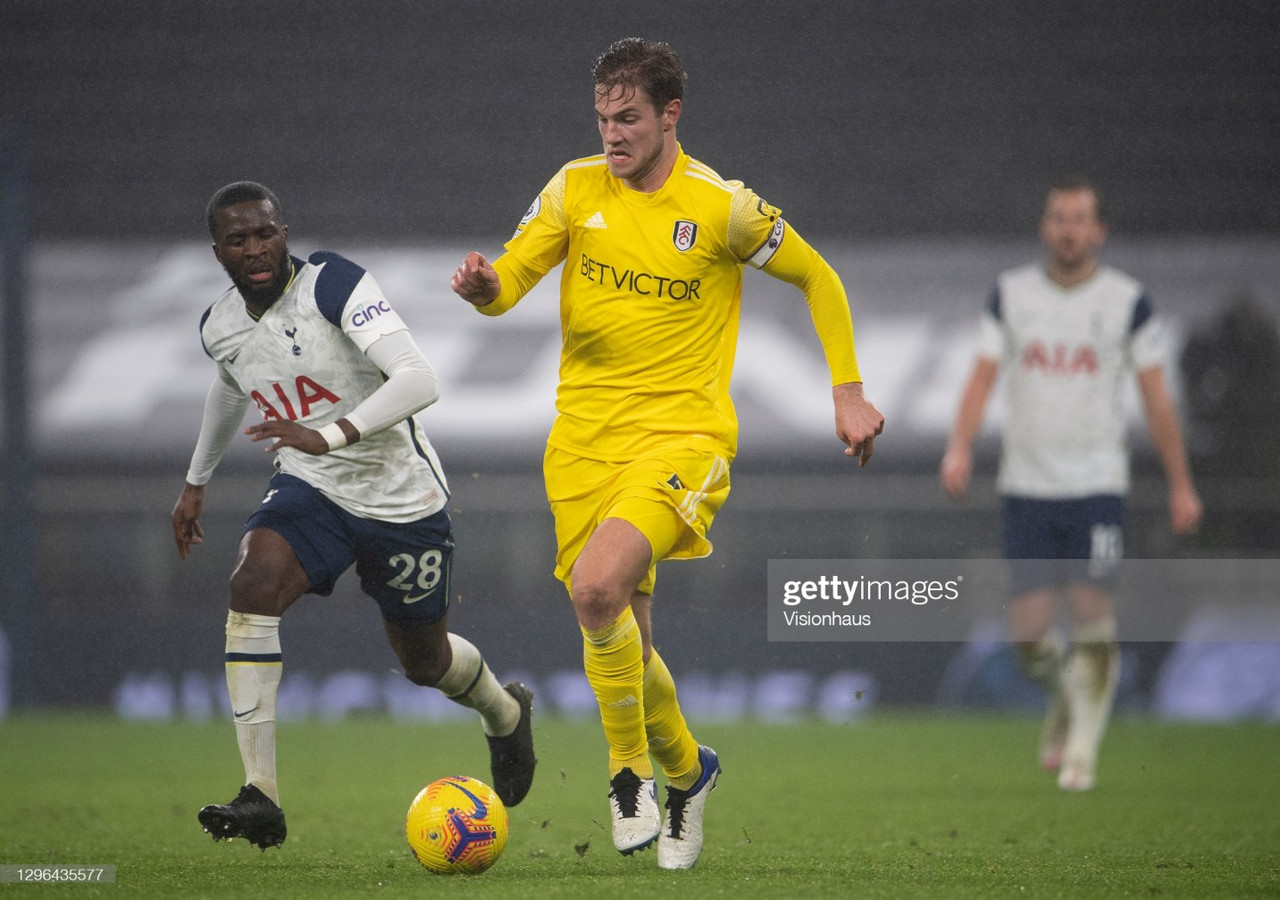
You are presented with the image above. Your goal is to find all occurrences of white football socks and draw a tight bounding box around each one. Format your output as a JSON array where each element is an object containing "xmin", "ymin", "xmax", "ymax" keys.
[
  {"xmin": 1017, "ymin": 626, "xmax": 1068, "ymax": 770},
  {"xmin": 435, "ymin": 634, "xmax": 520, "ymax": 737},
  {"xmin": 1059, "ymin": 617, "xmax": 1120, "ymax": 790},
  {"xmin": 224, "ymin": 611, "xmax": 283, "ymax": 805},
  {"xmin": 1017, "ymin": 625, "xmax": 1066, "ymax": 688}
]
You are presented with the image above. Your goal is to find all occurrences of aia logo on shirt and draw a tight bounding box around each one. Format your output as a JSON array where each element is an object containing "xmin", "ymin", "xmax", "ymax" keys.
[
  {"xmin": 251, "ymin": 376, "xmax": 341, "ymax": 421},
  {"xmin": 672, "ymin": 220, "xmax": 698, "ymax": 252},
  {"xmin": 1021, "ymin": 340, "xmax": 1099, "ymax": 374}
]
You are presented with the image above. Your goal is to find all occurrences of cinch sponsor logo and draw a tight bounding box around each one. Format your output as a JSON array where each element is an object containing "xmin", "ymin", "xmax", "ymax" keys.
[
  {"xmin": 579, "ymin": 253, "xmax": 701, "ymax": 301},
  {"xmin": 351, "ymin": 300, "xmax": 392, "ymax": 328},
  {"xmin": 1020, "ymin": 340, "xmax": 1098, "ymax": 374}
]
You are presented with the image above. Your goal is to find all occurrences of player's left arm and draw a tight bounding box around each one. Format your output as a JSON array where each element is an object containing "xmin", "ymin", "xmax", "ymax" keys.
[
  {"xmin": 245, "ymin": 329, "xmax": 439, "ymax": 455},
  {"xmin": 1136, "ymin": 365, "xmax": 1203, "ymax": 533},
  {"xmin": 754, "ymin": 219, "xmax": 884, "ymax": 465}
]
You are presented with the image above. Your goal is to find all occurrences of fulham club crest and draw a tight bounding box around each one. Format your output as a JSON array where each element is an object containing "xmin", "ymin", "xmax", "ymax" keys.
[{"xmin": 672, "ymin": 220, "xmax": 698, "ymax": 252}]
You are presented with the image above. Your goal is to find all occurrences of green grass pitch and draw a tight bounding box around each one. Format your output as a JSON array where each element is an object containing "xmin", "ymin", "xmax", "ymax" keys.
[{"xmin": 1, "ymin": 712, "xmax": 1277, "ymax": 898}]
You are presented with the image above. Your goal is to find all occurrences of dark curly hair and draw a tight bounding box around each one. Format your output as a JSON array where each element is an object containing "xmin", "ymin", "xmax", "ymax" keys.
[{"xmin": 206, "ymin": 181, "xmax": 284, "ymax": 238}]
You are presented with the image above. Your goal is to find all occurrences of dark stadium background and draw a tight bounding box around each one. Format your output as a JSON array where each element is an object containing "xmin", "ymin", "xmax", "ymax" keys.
[{"xmin": 1, "ymin": 1, "xmax": 1278, "ymax": 718}]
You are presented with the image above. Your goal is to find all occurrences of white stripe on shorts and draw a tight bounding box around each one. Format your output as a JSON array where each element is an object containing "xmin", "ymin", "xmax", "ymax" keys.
[{"xmin": 676, "ymin": 455, "xmax": 728, "ymax": 527}]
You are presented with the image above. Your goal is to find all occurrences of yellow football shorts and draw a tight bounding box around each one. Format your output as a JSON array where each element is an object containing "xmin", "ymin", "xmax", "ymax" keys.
[{"xmin": 543, "ymin": 444, "xmax": 731, "ymax": 595}]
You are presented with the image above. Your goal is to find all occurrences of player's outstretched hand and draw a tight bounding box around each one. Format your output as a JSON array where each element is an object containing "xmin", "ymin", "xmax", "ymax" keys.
[
  {"xmin": 834, "ymin": 382, "xmax": 885, "ymax": 467},
  {"xmin": 939, "ymin": 446, "xmax": 973, "ymax": 499},
  {"xmin": 171, "ymin": 482, "xmax": 205, "ymax": 559},
  {"xmin": 245, "ymin": 419, "xmax": 329, "ymax": 456},
  {"xmin": 1169, "ymin": 482, "xmax": 1203, "ymax": 535},
  {"xmin": 451, "ymin": 251, "xmax": 502, "ymax": 307}
]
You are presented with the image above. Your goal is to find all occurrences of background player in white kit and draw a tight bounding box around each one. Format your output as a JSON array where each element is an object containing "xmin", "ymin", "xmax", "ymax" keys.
[
  {"xmin": 170, "ymin": 181, "xmax": 535, "ymax": 849},
  {"xmin": 940, "ymin": 175, "xmax": 1202, "ymax": 791}
]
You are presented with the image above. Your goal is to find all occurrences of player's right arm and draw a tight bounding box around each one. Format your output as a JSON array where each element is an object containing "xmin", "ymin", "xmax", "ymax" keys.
[
  {"xmin": 172, "ymin": 367, "xmax": 250, "ymax": 557},
  {"xmin": 940, "ymin": 356, "xmax": 1000, "ymax": 499},
  {"xmin": 941, "ymin": 289, "xmax": 1007, "ymax": 498},
  {"xmin": 451, "ymin": 251, "xmax": 502, "ymax": 307},
  {"xmin": 452, "ymin": 167, "xmax": 570, "ymax": 315},
  {"xmin": 171, "ymin": 483, "xmax": 205, "ymax": 559},
  {"xmin": 450, "ymin": 250, "xmax": 551, "ymax": 317}
]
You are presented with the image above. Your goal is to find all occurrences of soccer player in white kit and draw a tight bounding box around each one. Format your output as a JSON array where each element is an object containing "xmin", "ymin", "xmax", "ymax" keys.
[
  {"xmin": 171, "ymin": 182, "xmax": 536, "ymax": 849},
  {"xmin": 940, "ymin": 176, "xmax": 1202, "ymax": 790}
]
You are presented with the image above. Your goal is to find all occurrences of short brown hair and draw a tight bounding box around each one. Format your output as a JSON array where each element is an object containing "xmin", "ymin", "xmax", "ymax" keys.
[
  {"xmin": 1047, "ymin": 174, "xmax": 1106, "ymax": 223},
  {"xmin": 592, "ymin": 38, "xmax": 687, "ymax": 111}
]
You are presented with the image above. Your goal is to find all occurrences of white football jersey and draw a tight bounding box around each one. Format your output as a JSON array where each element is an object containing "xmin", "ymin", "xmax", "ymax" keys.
[
  {"xmin": 199, "ymin": 252, "xmax": 449, "ymax": 522},
  {"xmin": 975, "ymin": 263, "xmax": 1166, "ymax": 498}
]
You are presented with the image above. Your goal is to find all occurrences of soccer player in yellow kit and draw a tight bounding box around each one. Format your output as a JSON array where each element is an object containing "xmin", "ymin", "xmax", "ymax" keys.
[{"xmin": 452, "ymin": 37, "xmax": 884, "ymax": 869}]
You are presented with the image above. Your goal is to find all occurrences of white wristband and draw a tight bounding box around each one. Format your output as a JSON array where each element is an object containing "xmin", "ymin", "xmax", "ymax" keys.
[{"xmin": 317, "ymin": 421, "xmax": 349, "ymax": 451}]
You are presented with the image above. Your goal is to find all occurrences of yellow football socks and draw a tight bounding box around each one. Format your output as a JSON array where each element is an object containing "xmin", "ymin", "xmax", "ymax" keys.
[
  {"xmin": 582, "ymin": 607, "xmax": 652, "ymax": 778},
  {"xmin": 643, "ymin": 649, "xmax": 701, "ymax": 791}
]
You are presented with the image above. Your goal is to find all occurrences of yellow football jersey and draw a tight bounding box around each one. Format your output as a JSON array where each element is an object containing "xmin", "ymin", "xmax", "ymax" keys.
[{"xmin": 481, "ymin": 145, "xmax": 860, "ymax": 462}]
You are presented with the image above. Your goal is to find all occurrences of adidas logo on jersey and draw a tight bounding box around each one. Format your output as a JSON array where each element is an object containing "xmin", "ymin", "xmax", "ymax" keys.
[{"xmin": 583, "ymin": 211, "xmax": 607, "ymax": 229}]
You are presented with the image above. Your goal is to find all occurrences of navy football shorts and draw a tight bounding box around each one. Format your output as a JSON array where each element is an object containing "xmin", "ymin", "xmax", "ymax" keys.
[
  {"xmin": 1001, "ymin": 494, "xmax": 1125, "ymax": 596},
  {"xmin": 244, "ymin": 472, "xmax": 453, "ymax": 624}
]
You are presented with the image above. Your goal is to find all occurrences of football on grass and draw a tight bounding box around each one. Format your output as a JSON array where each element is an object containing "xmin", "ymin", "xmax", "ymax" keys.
[{"xmin": 406, "ymin": 775, "xmax": 509, "ymax": 875}]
